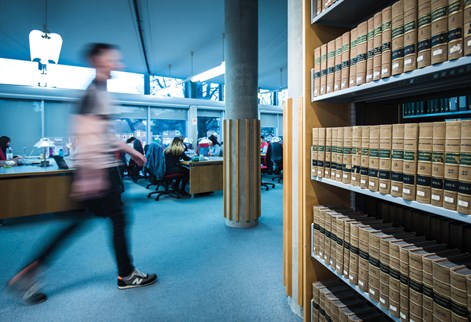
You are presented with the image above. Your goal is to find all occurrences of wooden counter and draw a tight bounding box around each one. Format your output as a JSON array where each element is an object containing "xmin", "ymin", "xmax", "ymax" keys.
[
  {"xmin": 0, "ymin": 165, "xmax": 78, "ymax": 220},
  {"xmin": 180, "ymin": 157, "xmax": 223, "ymax": 195}
]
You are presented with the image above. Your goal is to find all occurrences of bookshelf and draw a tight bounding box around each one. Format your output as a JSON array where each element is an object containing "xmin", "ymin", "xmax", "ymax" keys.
[{"xmin": 302, "ymin": 0, "xmax": 471, "ymax": 320}]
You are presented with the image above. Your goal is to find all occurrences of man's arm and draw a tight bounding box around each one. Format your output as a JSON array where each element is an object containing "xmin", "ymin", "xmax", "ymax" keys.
[{"xmin": 119, "ymin": 142, "xmax": 146, "ymax": 167}]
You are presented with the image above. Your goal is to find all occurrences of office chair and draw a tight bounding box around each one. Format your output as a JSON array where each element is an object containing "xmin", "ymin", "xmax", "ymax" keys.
[
  {"xmin": 261, "ymin": 146, "xmax": 275, "ymax": 191},
  {"xmin": 269, "ymin": 142, "xmax": 283, "ymax": 183},
  {"xmin": 145, "ymin": 143, "xmax": 186, "ymax": 201},
  {"xmin": 147, "ymin": 173, "xmax": 184, "ymax": 201}
]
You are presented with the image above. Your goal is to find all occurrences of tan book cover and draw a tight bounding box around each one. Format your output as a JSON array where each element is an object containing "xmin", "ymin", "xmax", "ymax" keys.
[
  {"xmin": 326, "ymin": 40, "xmax": 336, "ymax": 94},
  {"xmin": 334, "ymin": 36, "xmax": 343, "ymax": 92},
  {"xmin": 431, "ymin": 122, "xmax": 446, "ymax": 207},
  {"xmin": 342, "ymin": 127, "xmax": 353, "ymax": 184},
  {"xmin": 418, "ymin": 0, "xmax": 432, "ymax": 68},
  {"xmin": 349, "ymin": 28, "xmax": 358, "ymax": 88},
  {"xmin": 314, "ymin": 47, "xmax": 321, "ymax": 97},
  {"xmin": 379, "ymin": 125, "xmax": 393, "ymax": 194},
  {"xmin": 331, "ymin": 127, "xmax": 338, "ymax": 179},
  {"xmin": 312, "ymin": 128, "xmax": 319, "ymax": 178},
  {"xmin": 457, "ymin": 120, "xmax": 471, "ymax": 214},
  {"xmin": 382, "ymin": 6, "xmax": 393, "ymax": 78},
  {"xmin": 336, "ymin": 127, "xmax": 344, "ymax": 182},
  {"xmin": 351, "ymin": 126, "xmax": 362, "ymax": 186},
  {"xmin": 360, "ymin": 126, "xmax": 370, "ymax": 189},
  {"xmin": 320, "ymin": 44, "xmax": 327, "ymax": 95},
  {"xmin": 373, "ymin": 12, "xmax": 383, "ymax": 80},
  {"xmin": 366, "ymin": 18, "xmax": 375, "ymax": 83},
  {"xmin": 392, "ymin": 0, "xmax": 405, "ymax": 76},
  {"xmin": 448, "ymin": 0, "xmax": 464, "ymax": 60},
  {"xmin": 341, "ymin": 32, "xmax": 351, "ymax": 89},
  {"xmin": 403, "ymin": 123, "xmax": 419, "ymax": 200},
  {"xmin": 391, "ymin": 124, "xmax": 405, "ymax": 197},
  {"xmin": 317, "ymin": 0, "xmax": 323, "ymax": 15},
  {"xmin": 404, "ymin": 0, "xmax": 418, "ymax": 71},
  {"xmin": 416, "ymin": 122, "xmax": 434, "ymax": 204},
  {"xmin": 317, "ymin": 128, "xmax": 326, "ymax": 178},
  {"xmin": 356, "ymin": 21, "xmax": 368, "ymax": 85},
  {"xmin": 431, "ymin": 0, "xmax": 448, "ymax": 64},
  {"xmin": 464, "ymin": 0, "xmax": 471, "ymax": 55},
  {"xmin": 444, "ymin": 121, "xmax": 461, "ymax": 210},
  {"xmin": 325, "ymin": 127, "xmax": 332, "ymax": 178},
  {"xmin": 368, "ymin": 126, "xmax": 380, "ymax": 192}
]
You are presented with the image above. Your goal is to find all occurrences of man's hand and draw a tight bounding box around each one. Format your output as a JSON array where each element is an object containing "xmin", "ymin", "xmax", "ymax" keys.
[
  {"xmin": 131, "ymin": 152, "xmax": 146, "ymax": 167},
  {"xmin": 119, "ymin": 141, "xmax": 147, "ymax": 167}
]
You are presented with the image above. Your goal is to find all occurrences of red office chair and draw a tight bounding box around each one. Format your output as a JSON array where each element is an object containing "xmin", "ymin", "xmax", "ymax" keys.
[{"xmin": 261, "ymin": 146, "xmax": 275, "ymax": 191}]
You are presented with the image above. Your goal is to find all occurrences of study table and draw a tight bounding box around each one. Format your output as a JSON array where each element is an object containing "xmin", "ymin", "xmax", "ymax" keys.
[
  {"xmin": 0, "ymin": 165, "xmax": 78, "ymax": 221},
  {"xmin": 180, "ymin": 157, "xmax": 223, "ymax": 195}
]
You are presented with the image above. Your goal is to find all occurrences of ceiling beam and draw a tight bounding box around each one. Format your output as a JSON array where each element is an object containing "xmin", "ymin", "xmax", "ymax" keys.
[{"xmin": 132, "ymin": 0, "xmax": 150, "ymax": 75}]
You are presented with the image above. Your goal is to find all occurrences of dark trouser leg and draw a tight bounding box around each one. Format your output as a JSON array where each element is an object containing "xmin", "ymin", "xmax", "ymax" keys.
[
  {"xmin": 180, "ymin": 170, "xmax": 189, "ymax": 191},
  {"xmin": 31, "ymin": 217, "xmax": 86, "ymax": 267},
  {"xmin": 109, "ymin": 209, "xmax": 134, "ymax": 277}
]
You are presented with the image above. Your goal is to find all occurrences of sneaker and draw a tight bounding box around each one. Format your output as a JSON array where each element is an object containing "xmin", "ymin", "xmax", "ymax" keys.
[
  {"xmin": 117, "ymin": 269, "xmax": 157, "ymax": 290},
  {"xmin": 7, "ymin": 261, "xmax": 47, "ymax": 305}
]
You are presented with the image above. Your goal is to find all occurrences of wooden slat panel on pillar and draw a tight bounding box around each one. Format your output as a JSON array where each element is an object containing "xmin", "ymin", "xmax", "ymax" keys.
[
  {"xmin": 227, "ymin": 119, "xmax": 232, "ymax": 221},
  {"xmin": 283, "ymin": 98, "xmax": 293, "ymax": 297},
  {"xmin": 252, "ymin": 119, "xmax": 259, "ymax": 220},
  {"xmin": 223, "ymin": 120, "xmax": 227, "ymax": 218},
  {"xmin": 297, "ymin": 98, "xmax": 304, "ymax": 305},
  {"xmin": 235, "ymin": 120, "xmax": 240, "ymax": 222},
  {"xmin": 245, "ymin": 119, "xmax": 250, "ymax": 222}
]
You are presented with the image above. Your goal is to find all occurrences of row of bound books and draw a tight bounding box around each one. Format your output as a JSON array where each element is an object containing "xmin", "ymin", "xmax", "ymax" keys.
[
  {"xmin": 313, "ymin": 0, "xmax": 471, "ymax": 97},
  {"xmin": 311, "ymin": 121, "xmax": 471, "ymax": 215},
  {"xmin": 313, "ymin": 205, "xmax": 471, "ymax": 322}
]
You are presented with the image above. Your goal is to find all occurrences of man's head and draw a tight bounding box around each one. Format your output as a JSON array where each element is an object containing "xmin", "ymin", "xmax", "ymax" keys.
[{"xmin": 85, "ymin": 43, "xmax": 123, "ymax": 81}]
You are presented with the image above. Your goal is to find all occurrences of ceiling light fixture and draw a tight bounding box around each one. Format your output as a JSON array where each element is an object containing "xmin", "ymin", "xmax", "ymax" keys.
[
  {"xmin": 29, "ymin": 0, "xmax": 62, "ymax": 70},
  {"xmin": 190, "ymin": 33, "xmax": 225, "ymax": 83}
]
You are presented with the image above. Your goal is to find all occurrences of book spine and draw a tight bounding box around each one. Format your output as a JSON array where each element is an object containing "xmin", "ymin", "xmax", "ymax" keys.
[
  {"xmin": 418, "ymin": 0, "xmax": 433, "ymax": 68},
  {"xmin": 382, "ymin": 6, "xmax": 393, "ymax": 78},
  {"xmin": 379, "ymin": 125, "xmax": 393, "ymax": 194},
  {"xmin": 404, "ymin": 0, "xmax": 418, "ymax": 71},
  {"xmin": 431, "ymin": 0, "xmax": 449, "ymax": 64},
  {"xmin": 457, "ymin": 120, "xmax": 471, "ymax": 214},
  {"xmin": 392, "ymin": 0, "xmax": 405, "ymax": 75},
  {"xmin": 416, "ymin": 122, "xmax": 434, "ymax": 204},
  {"xmin": 443, "ymin": 121, "xmax": 462, "ymax": 210},
  {"xmin": 402, "ymin": 123, "xmax": 419, "ymax": 200},
  {"xmin": 431, "ymin": 122, "xmax": 446, "ymax": 207},
  {"xmin": 448, "ymin": 0, "xmax": 464, "ymax": 60}
]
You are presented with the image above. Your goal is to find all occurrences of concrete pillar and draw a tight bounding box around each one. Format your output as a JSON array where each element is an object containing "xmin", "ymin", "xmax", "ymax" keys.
[{"xmin": 224, "ymin": 0, "xmax": 260, "ymax": 228}]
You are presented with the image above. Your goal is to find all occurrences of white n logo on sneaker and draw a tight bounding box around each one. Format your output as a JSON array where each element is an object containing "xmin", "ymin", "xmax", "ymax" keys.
[{"xmin": 132, "ymin": 278, "xmax": 143, "ymax": 285}]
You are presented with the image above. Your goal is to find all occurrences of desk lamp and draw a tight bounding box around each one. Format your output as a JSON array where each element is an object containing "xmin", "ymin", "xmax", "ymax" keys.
[{"xmin": 34, "ymin": 138, "xmax": 55, "ymax": 167}]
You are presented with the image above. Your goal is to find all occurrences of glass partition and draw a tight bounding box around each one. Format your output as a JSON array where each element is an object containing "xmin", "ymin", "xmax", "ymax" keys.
[
  {"xmin": 150, "ymin": 107, "xmax": 187, "ymax": 146},
  {"xmin": 0, "ymin": 98, "xmax": 42, "ymax": 156},
  {"xmin": 110, "ymin": 105, "xmax": 148, "ymax": 145}
]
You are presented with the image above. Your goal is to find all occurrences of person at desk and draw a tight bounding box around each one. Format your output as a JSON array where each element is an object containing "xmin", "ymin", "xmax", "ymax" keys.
[
  {"xmin": 260, "ymin": 136, "xmax": 269, "ymax": 154},
  {"xmin": 7, "ymin": 43, "xmax": 156, "ymax": 305},
  {"xmin": 164, "ymin": 136, "xmax": 191, "ymax": 195},
  {"xmin": 0, "ymin": 135, "xmax": 10, "ymax": 161},
  {"xmin": 208, "ymin": 135, "xmax": 222, "ymax": 157},
  {"xmin": 0, "ymin": 135, "xmax": 20, "ymax": 164}
]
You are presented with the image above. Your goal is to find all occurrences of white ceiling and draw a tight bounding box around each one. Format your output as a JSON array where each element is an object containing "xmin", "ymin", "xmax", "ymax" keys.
[{"xmin": 0, "ymin": 0, "xmax": 287, "ymax": 90}]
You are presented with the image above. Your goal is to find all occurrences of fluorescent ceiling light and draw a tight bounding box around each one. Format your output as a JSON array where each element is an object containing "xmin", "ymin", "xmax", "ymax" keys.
[{"xmin": 191, "ymin": 61, "xmax": 225, "ymax": 82}]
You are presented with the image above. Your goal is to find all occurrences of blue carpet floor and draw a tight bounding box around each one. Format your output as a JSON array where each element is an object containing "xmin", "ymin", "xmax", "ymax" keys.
[{"xmin": 0, "ymin": 177, "xmax": 300, "ymax": 322}]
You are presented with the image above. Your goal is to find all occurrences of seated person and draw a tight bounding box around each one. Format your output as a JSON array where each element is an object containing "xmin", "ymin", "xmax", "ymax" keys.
[
  {"xmin": 260, "ymin": 136, "xmax": 269, "ymax": 154},
  {"xmin": 208, "ymin": 135, "xmax": 222, "ymax": 157},
  {"xmin": 196, "ymin": 137, "xmax": 211, "ymax": 156},
  {"xmin": 0, "ymin": 136, "xmax": 19, "ymax": 165},
  {"xmin": 164, "ymin": 137, "xmax": 191, "ymax": 195}
]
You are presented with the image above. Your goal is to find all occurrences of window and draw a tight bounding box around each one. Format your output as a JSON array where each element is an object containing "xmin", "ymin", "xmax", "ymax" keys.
[
  {"xmin": 150, "ymin": 107, "xmax": 187, "ymax": 146},
  {"xmin": 108, "ymin": 71, "xmax": 144, "ymax": 94},
  {"xmin": 258, "ymin": 88, "xmax": 274, "ymax": 105},
  {"xmin": 110, "ymin": 105, "xmax": 148, "ymax": 146},
  {"xmin": 260, "ymin": 113, "xmax": 278, "ymax": 141},
  {"xmin": 197, "ymin": 82, "xmax": 221, "ymax": 101},
  {"xmin": 149, "ymin": 76, "xmax": 185, "ymax": 98},
  {"xmin": 277, "ymin": 88, "xmax": 288, "ymax": 107}
]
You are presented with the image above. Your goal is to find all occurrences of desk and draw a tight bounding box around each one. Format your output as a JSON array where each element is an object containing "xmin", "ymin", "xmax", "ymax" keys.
[
  {"xmin": 0, "ymin": 165, "xmax": 78, "ymax": 220},
  {"xmin": 180, "ymin": 157, "xmax": 223, "ymax": 195}
]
